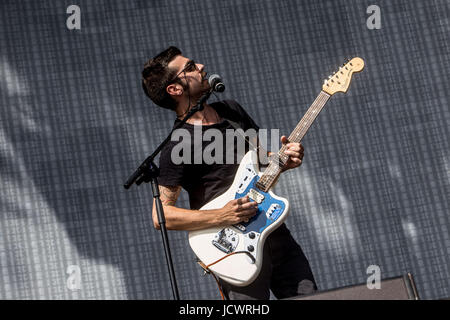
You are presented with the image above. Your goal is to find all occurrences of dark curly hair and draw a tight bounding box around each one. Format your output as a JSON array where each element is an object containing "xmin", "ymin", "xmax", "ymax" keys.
[{"xmin": 142, "ymin": 46, "xmax": 183, "ymax": 110}]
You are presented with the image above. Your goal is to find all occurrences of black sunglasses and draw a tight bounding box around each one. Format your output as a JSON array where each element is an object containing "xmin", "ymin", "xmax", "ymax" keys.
[{"xmin": 170, "ymin": 60, "xmax": 198, "ymax": 82}]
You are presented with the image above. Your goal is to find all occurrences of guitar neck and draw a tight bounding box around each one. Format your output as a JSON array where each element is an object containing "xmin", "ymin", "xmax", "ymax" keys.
[{"xmin": 256, "ymin": 91, "xmax": 331, "ymax": 192}]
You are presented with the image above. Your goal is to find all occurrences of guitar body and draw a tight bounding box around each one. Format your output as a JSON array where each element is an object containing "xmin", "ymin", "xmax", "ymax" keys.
[{"xmin": 188, "ymin": 149, "xmax": 289, "ymax": 287}]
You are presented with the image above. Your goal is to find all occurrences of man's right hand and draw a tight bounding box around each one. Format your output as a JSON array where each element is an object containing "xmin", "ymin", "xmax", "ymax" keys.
[{"xmin": 219, "ymin": 195, "xmax": 258, "ymax": 225}]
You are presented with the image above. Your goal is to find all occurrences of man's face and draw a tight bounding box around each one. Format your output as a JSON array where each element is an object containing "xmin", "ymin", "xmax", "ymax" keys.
[{"xmin": 167, "ymin": 55, "xmax": 209, "ymax": 97}]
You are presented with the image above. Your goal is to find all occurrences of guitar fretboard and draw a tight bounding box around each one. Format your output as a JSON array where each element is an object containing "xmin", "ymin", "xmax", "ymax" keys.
[{"xmin": 256, "ymin": 91, "xmax": 331, "ymax": 192}]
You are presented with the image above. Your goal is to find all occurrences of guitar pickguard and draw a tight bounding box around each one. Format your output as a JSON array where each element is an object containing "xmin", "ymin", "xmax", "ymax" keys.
[
  {"xmin": 234, "ymin": 175, "xmax": 285, "ymax": 233},
  {"xmin": 230, "ymin": 175, "xmax": 286, "ymax": 262}
]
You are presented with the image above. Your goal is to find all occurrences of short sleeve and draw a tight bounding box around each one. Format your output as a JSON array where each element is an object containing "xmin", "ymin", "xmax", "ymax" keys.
[{"xmin": 158, "ymin": 142, "xmax": 184, "ymax": 187}]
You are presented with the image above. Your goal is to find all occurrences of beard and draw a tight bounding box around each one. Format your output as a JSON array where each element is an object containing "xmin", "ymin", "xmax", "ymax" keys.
[{"xmin": 186, "ymin": 77, "xmax": 210, "ymax": 100}]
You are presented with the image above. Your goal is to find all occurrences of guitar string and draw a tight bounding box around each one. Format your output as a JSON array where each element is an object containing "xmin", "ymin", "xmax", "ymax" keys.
[
  {"xmin": 236, "ymin": 91, "xmax": 328, "ymax": 187},
  {"xmin": 258, "ymin": 91, "xmax": 330, "ymax": 190},
  {"xmin": 259, "ymin": 91, "xmax": 329, "ymax": 189}
]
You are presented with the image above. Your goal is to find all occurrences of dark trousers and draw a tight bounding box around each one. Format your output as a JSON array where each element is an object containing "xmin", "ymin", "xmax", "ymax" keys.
[{"xmin": 219, "ymin": 224, "xmax": 317, "ymax": 300}]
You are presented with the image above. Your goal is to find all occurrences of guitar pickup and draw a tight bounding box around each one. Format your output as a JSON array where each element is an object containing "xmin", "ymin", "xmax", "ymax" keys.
[
  {"xmin": 248, "ymin": 188, "xmax": 264, "ymax": 204},
  {"xmin": 266, "ymin": 203, "xmax": 282, "ymax": 219}
]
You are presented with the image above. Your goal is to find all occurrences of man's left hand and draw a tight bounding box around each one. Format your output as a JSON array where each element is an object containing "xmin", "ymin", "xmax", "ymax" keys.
[{"xmin": 280, "ymin": 135, "xmax": 304, "ymax": 171}]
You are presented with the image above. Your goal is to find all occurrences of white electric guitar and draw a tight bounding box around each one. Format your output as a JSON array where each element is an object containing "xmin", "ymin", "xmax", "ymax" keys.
[{"xmin": 189, "ymin": 57, "xmax": 365, "ymax": 286}]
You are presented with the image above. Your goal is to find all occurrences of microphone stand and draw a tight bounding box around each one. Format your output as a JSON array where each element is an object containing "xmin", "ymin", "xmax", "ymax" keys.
[{"xmin": 123, "ymin": 88, "xmax": 214, "ymax": 300}]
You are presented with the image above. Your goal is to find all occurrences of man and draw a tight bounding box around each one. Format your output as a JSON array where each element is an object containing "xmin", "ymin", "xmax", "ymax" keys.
[{"xmin": 142, "ymin": 46, "xmax": 317, "ymax": 299}]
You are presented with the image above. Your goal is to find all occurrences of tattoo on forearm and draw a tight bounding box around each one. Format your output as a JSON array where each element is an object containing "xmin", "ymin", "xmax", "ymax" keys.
[{"xmin": 159, "ymin": 186, "xmax": 181, "ymax": 206}]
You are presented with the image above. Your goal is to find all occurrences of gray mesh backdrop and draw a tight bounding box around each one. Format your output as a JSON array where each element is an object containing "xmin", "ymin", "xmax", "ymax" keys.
[{"xmin": 0, "ymin": 0, "xmax": 449, "ymax": 299}]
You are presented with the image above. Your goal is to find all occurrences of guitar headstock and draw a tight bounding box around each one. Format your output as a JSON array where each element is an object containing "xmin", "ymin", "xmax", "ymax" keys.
[{"xmin": 322, "ymin": 57, "xmax": 364, "ymax": 95}]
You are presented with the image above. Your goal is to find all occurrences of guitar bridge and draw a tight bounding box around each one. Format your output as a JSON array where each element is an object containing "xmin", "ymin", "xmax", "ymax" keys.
[{"xmin": 212, "ymin": 228, "xmax": 239, "ymax": 254}]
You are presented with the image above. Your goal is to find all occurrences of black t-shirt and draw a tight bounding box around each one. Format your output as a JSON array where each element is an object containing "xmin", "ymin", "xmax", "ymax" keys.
[{"xmin": 158, "ymin": 100, "xmax": 259, "ymax": 210}]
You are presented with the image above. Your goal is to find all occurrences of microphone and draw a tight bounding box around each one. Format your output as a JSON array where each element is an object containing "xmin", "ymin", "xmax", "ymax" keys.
[{"xmin": 208, "ymin": 74, "xmax": 225, "ymax": 92}]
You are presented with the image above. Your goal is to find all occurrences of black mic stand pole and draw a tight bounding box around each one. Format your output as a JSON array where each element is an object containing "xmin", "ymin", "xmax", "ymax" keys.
[{"xmin": 123, "ymin": 88, "xmax": 214, "ymax": 300}]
